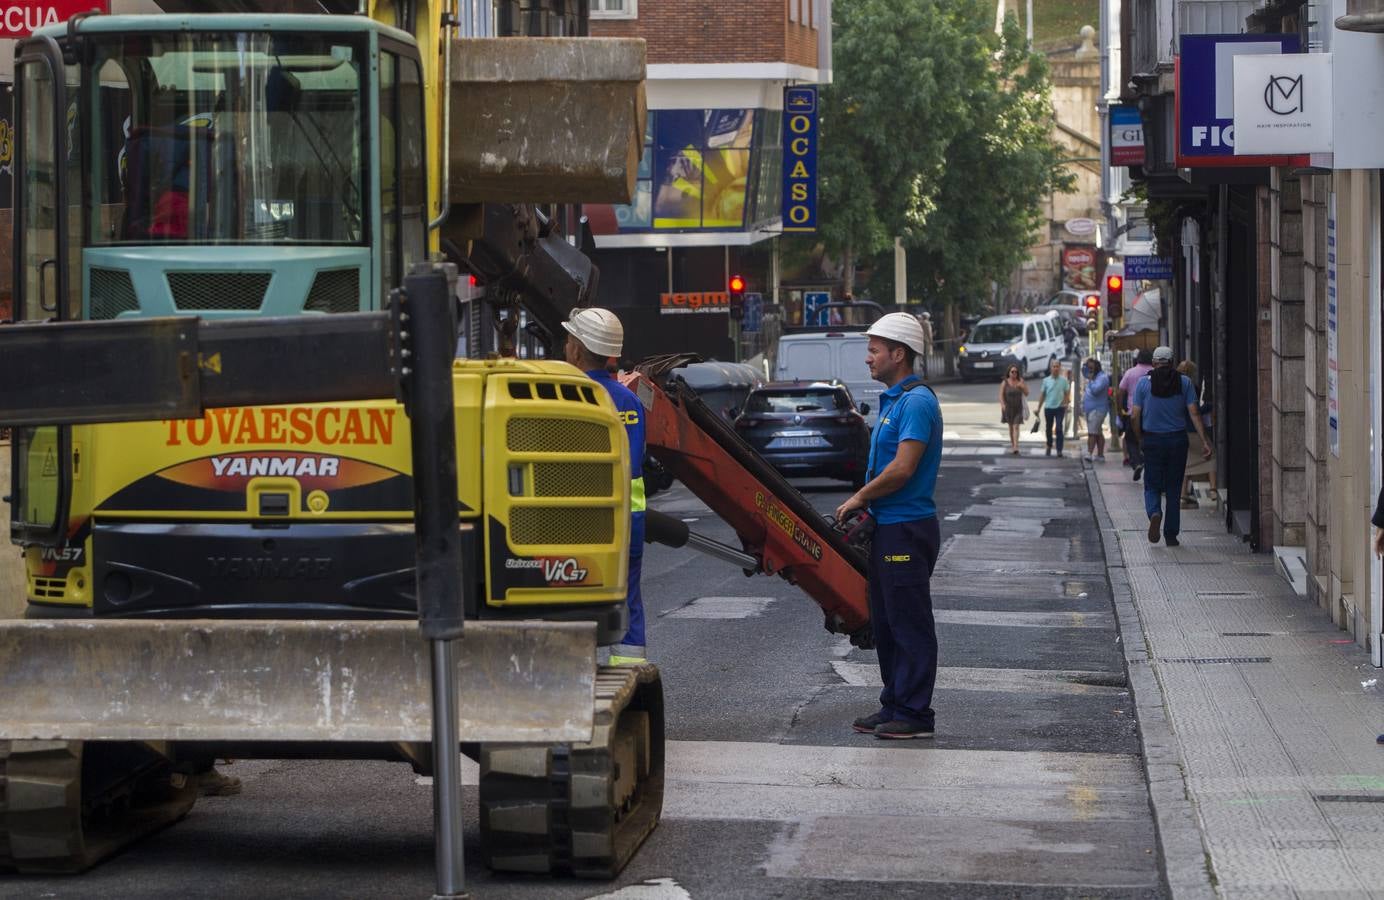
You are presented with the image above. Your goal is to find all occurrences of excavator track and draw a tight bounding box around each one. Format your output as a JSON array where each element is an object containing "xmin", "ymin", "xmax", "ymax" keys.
[
  {"xmin": 479, "ymin": 663, "xmax": 664, "ymax": 878},
  {"xmin": 0, "ymin": 740, "xmax": 197, "ymax": 874}
]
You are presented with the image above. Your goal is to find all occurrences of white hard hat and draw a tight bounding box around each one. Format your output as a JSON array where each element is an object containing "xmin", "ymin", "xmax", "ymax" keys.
[
  {"xmin": 562, "ymin": 307, "xmax": 624, "ymax": 358},
  {"xmin": 866, "ymin": 312, "xmax": 930, "ymax": 355}
]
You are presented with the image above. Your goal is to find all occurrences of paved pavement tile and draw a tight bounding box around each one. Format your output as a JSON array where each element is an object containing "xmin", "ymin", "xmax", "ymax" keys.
[{"xmin": 1090, "ymin": 460, "xmax": 1384, "ymax": 899}]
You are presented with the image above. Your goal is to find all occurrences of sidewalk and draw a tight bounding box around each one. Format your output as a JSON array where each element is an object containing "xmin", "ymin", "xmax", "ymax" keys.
[{"xmin": 1089, "ymin": 462, "xmax": 1384, "ymax": 899}]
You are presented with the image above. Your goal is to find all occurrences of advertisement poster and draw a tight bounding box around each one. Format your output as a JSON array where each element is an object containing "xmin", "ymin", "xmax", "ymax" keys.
[
  {"xmin": 585, "ymin": 108, "xmax": 760, "ymax": 234},
  {"xmin": 1062, "ymin": 246, "xmax": 1098, "ymax": 292}
]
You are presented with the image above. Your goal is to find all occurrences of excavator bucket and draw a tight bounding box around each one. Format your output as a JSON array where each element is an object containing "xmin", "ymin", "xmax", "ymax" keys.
[
  {"xmin": 0, "ymin": 620, "xmax": 595, "ymax": 743},
  {"xmin": 448, "ymin": 37, "xmax": 647, "ymax": 204}
]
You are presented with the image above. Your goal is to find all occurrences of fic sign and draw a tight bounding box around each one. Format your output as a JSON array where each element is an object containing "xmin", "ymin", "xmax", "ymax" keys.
[
  {"xmin": 1176, "ymin": 33, "xmax": 1304, "ymax": 168},
  {"xmin": 782, "ymin": 87, "xmax": 818, "ymax": 232},
  {"xmin": 0, "ymin": 1, "xmax": 107, "ymax": 38}
]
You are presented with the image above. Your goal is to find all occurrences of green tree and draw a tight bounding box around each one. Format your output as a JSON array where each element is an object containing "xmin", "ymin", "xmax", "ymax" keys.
[
  {"xmin": 818, "ymin": 3, "xmax": 1073, "ymax": 314},
  {"xmin": 817, "ymin": 0, "xmax": 991, "ymax": 294},
  {"xmin": 907, "ymin": 14, "xmax": 1075, "ymax": 312}
]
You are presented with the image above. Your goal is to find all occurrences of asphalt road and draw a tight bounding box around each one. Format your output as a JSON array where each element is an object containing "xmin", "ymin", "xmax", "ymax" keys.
[{"xmin": 6, "ymin": 377, "xmax": 1163, "ymax": 900}]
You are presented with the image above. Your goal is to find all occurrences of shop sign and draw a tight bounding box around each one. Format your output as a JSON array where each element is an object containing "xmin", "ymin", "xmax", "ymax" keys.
[
  {"xmin": 781, "ymin": 86, "xmax": 818, "ymax": 233},
  {"xmin": 1177, "ymin": 33, "xmax": 1306, "ymax": 168},
  {"xmin": 1233, "ymin": 53, "xmax": 1333, "ymax": 155},
  {"xmin": 0, "ymin": 1, "xmax": 106, "ymax": 38},
  {"xmin": 660, "ymin": 291, "xmax": 729, "ymax": 315},
  {"xmin": 1065, "ymin": 218, "xmax": 1096, "ymax": 237},
  {"xmin": 1327, "ymin": 193, "xmax": 1339, "ymax": 458},
  {"xmin": 1125, "ymin": 256, "xmax": 1173, "ymax": 280},
  {"xmin": 1110, "ymin": 104, "xmax": 1145, "ymax": 166},
  {"xmin": 1062, "ymin": 246, "xmax": 1098, "ymax": 292}
]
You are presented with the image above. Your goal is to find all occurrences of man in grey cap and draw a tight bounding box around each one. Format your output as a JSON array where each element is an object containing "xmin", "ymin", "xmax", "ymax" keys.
[{"xmin": 1129, "ymin": 346, "xmax": 1212, "ymax": 546}]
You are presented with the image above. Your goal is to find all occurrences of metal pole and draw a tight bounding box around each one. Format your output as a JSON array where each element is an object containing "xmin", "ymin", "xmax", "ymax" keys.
[
  {"xmin": 396, "ymin": 262, "xmax": 471, "ymax": 900},
  {"xmin": 430, "ymin": 640, "xmax": 466, "ymax": 898}
]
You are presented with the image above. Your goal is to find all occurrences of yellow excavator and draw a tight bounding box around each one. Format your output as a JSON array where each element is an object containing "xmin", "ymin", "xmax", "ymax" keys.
[{"xmin": 2, "ymin": 0, "xmax": 659, "ymax": 883}]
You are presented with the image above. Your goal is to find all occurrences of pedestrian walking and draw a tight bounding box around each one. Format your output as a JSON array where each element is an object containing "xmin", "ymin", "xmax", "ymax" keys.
[
  {"xmin": 563, "ymin": 308, "xmax": 647, "ymax": 664},
  {"xmin": 1062, "ymin": 319, "xmax": 1078, "ymax": 358},
  {"xmin": 1037, "ymin": 359, "xmax": 1071, "ymax": 457},
  {"xmin": 1130, "ymin": 346, "xmax": 1213, "ymax": 547},
  {"xmin": 916, "ymin": 311, "xmax": 934, "ymax": 378},
  {"xmin": 1176, "ymin": 361, "xmax": 1218, "ymax": 508},
  {"xmin": 1117, "ymin": 348, "xmax": 1154, "ymax": 480},
  {"xmin": 835, "ymin": 313, "xmax": 943, "ymax": 740},
  {"xmin": 999, "ymin": 364, "xmax": 1029, "ymax": 455},
  {"xmin": 1082, "ymin": 357, "xmax": 1110, "ymax": 462}
]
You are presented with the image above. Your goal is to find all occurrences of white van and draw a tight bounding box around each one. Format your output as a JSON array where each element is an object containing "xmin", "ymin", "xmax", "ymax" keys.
[
  {"xmin": 957, "ymin": 313, "xmax": 1065, "ymax": 381},
  {"xmin": 774, "ymin": 331, "xmax": 882, "ymax": 427}
]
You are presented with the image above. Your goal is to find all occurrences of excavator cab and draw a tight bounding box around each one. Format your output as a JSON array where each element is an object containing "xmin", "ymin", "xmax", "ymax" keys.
[{"xmin": 9, "ymin": 15, "xmax": 428, "ymax": 569}]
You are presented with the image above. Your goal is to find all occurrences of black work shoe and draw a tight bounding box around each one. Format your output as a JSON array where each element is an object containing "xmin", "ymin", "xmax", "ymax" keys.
[
  {"xmin": 1147, "ymin": 513, "xmax": 1162, "ymax": 544},
  {"xmin": 874, "ymin": 720, "xmax": 935, "ymax": 740},
  {"xmin": 1133, "ymin": 465, "xmax": 1143, "ymax": 481},
  {"xmin": 852, "ymin": 712, "xmax": 889, "ymax": 734},
  {"xmin": 1165, "ymin": 536, "xmax": 1181, "ymax": 547}
]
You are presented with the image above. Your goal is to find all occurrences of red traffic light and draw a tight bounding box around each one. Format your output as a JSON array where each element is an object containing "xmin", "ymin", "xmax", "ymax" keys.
[
  {"xmin": 1106, "ymin": 274, "xmax": 1123, "ymax": 293},
  {"xmin": 1083, "ymin": 294, "xmax": 1100, "ymax": 310},
  {"xmin": 729, "ymin": 275, "xmax": 746, "ymax": 294}
]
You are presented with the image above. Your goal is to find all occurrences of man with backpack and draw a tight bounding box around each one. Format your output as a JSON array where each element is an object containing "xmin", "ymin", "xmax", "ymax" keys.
[{"xmin": 1129, "ymin": 346, "xmax": 1212, "ymax": 547}]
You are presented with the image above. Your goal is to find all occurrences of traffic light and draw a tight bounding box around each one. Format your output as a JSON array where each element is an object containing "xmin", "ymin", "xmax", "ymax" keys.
[
  {"xmin": 728, "ymin": 274, "xmax": 746, "ymax": 320},
  {"xmin": 1105, "ymin": 274, "xmax": 1124, "ymax": 320},
  {"xmin": 1083, "ymin": 294, "xmax": 1099, "ymax": 312}
]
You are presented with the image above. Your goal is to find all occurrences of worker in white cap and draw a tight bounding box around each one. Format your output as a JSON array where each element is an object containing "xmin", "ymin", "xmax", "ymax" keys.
[
  {"xmin": 562, "ymin": 308, "xmax": 647, "ymax": 664},
  {"xmin": 835, "ymin": 313, "xmax": 944, "ymax": 740}
]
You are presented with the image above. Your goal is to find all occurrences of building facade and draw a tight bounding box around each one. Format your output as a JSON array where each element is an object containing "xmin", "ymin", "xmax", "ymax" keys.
[
  {"xmin": 588, "ymin": 0, "xmax": 832, "ymax": 361},
  {"xmin": 1122, "ymin": 0, "xmax": 1384, "ymax": 662}
]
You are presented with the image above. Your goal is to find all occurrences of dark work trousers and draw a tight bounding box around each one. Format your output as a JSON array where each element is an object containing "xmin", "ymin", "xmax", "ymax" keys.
[
  {"xmin": 1141, "ymin": 431, "xmax": 1189, "ymax": 538},
  {"xmin": 868, "ymin": 517, "xmax": 942, "ymax": 727},
  {"xmin": 1044, "ymin": 407, "xmax": 1067, "ymax": 453}
]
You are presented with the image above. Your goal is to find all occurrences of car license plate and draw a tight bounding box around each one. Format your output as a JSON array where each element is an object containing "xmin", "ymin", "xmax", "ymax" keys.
[
  {"xmin": 972, "ymin": 361, "xmax": 994, "ymax": 369},
  {"xmin": 770, "ymin": 432, "xmax": 829, "ymax": 449}
]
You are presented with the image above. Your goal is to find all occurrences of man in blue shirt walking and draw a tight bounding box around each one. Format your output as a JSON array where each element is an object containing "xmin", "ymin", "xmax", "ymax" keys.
[
  {"xmin": 562, "ymin": 308, "xmax": 647, "ymax": 664},
  {"xmin": 835, "ymin": 313, "xmax": 943, "ymax": 740},
  {"xmin": 1130, "ymin": 346, "xmax": 1212, "ymax": 547}
]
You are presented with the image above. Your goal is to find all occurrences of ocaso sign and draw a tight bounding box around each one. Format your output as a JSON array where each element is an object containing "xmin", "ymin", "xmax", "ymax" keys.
[{"xmin": 0, "ymin": 2, "xmax": 108, "ymax": 39}]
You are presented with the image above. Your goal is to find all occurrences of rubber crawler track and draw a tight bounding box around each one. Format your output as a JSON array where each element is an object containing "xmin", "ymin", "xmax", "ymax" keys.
[
  {"xmin": 479, "ymin": 663, "xmax": 665, "ymax": 878},
  {"xmin": 0, "ymin": 739, "xmax": 196, "ymax": 874}
]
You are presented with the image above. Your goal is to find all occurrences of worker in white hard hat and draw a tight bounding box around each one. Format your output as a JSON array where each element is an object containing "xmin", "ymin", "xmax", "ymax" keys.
[
  {"xmin": 835, "ymin": 312, "xmax": 944, "ymax": 740},
  {"xmin": 562, "ymin": 307, "xmax": 647, "ymax": 664}
]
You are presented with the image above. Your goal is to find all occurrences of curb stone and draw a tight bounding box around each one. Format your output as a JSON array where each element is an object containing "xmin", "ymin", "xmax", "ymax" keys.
[{"xmin": 1084, "ymin": 465, "xmax": 1219, "ymax": 900}]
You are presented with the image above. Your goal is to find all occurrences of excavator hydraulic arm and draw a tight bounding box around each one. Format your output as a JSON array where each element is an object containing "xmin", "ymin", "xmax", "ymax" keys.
[{"xmin": 621, "ymin": 358, "xmax": 873, "ymax": 648}]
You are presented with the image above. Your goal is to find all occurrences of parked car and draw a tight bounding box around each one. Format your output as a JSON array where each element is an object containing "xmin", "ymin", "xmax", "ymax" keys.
[
  {"xmin": 957, "ymin": 313, "xmax": 1065, "ymax": 381},
  {"xmin": 734, "ymin": 381, "xmax": 870, "ymax": 488},
  {"xmin": 1036, "ymin": 291, "xmax": 1096, "ymax": 333},
  {"xmin": 774, "ymin": 331, "xmax": 882, "ymax": 427}
]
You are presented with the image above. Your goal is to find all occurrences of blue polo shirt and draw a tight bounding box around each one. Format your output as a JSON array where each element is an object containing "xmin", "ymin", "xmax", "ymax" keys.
[
  {"xmin": 866, "ymin": 376, "xmax": 943, "ymax": 524},
  {"xmin": 1131, "ymin": 371, "xmax": 1197, "ymax": 434}
]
